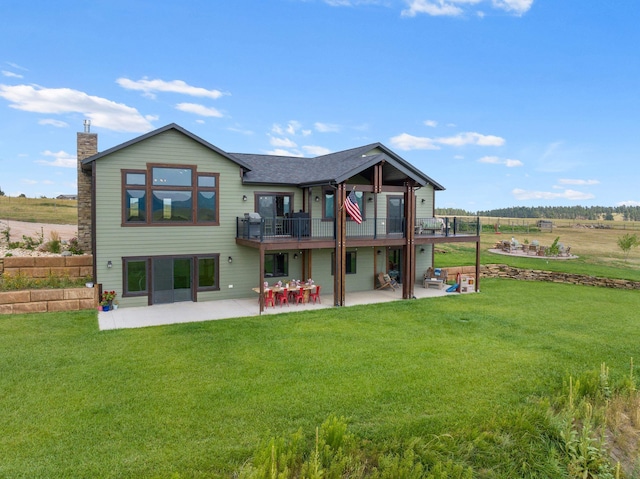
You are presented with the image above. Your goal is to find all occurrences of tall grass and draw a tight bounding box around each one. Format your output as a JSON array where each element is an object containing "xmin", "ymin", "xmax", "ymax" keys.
[
  {"xmin": 0, "ymin": 196, "xmax": 77, "ymax": 224},
  {"xmin": 1, "ymin": 279, "xmax": 639, "ymax": 477}
]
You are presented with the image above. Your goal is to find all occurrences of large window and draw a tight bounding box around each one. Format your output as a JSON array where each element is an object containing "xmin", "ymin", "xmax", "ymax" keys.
[
  {"xmin": 123, "ymin": 165, "xmax": 219, "ymax": 226},
  {"xmin": 124, "ymin": 258, "xmax": 148, "ymax": 296},
  {"xmin": 323, "ymin": 189, "xmax": 335, "ymax": 219},
  {"xmin": 264, "ymin": 253, "xmax": 288, "ymax": 278},
  {"xmin": 323, "ymin": 189, "xmax": 364, "ymax": 221},
  {"xmin": 197, "ymin": 256, "xmax": 218, "ymax": 290},
  {"xmin": 331, "ymin": 251, "xmax": 357, "ymax": 275}
]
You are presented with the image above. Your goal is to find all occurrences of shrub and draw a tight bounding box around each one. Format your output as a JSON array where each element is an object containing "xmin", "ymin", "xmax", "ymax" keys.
[
  {"xmin": 40, "ymin": 230, "xmax": 62, "ymax": 254},
  {"xmin": 66, "ymin": 237, "xmax": 84, "ymax": 255}
]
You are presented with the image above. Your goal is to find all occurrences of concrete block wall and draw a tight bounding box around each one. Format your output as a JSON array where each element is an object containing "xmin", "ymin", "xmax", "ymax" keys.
[
  {"xmin": 0, "ymin": 255, "xmax": 93, "ymax": 279},
  {"xmin": 0, "ymin": 286, "xmax": 99, "ymax": 315}
]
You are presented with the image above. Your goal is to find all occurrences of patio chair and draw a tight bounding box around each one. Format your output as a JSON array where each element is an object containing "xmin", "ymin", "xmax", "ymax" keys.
[
  {"xmin": 275, "ymin": 288, "xmax": 289, "ymax": 307},
  {"xmin": 309, "ymin": 285, "xmax": 321, "ymax": 304},
  {"xmin": 377, "ymin": 272, "xmax": 396, "ymax": 291},
  {"xmin": 264, "ymin": 289, "xmax": 275, "ymax": 308},
  {"xmin": 292, "ymin": 288, "xmax": 305, "ymax": 305}
]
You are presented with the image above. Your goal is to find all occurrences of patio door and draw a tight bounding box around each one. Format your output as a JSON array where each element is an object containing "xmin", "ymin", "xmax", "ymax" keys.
[
  {"xmin": 387, "ymin": 196, "xmax": 404, "ymax": 234},
  {"xmin": 257, "ymin": 194, "xmax": 292, "ymax": 235},
  {"xmin": 152, "ymin": 257, "xmax": 193, "ymax": 304}
]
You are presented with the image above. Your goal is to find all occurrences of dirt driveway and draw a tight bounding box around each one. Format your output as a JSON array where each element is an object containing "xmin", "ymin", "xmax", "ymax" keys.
[{"xmin": 0, "ymin": 219, "xmax": 78, "ymax": 243}]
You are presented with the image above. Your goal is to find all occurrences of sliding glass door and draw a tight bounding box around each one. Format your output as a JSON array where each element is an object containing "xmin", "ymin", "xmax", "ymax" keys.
[{"xmin": 152, "ymin": 257, "xmax": 193, "ymax": 304}]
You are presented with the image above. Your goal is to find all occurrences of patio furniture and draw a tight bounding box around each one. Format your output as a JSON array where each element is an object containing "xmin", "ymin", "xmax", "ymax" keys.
[
  {"xmin": 424, "ymin": 279, "xmax": 445, "ymax": 290},
  {"xmin": 292, "ymin": 288, "xmax": 305, "ymax": 305},
  {"xmin": 265, "ymin": 289, "xmax": 275, "ymax": 308},
  {"xmin": 308, "ymin": 285, "xmax": 321, "ymax": 304},
  {"xmin": 423, "ymin": 267, "xmax": 448, "ymax": 286},
  {"xmin": 275, "ymin": 288, "xmax": 289, "ymax": 307},
  {"xmin": 376, "ymin": 272, "xmax": 396, "ymax": 291}
]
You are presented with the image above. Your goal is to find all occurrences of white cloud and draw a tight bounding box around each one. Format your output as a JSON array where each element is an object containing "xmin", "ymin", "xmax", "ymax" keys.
[
  {"xmin": 117, "ymin": 77, "xmax": 226, "ymax": 100},
  {"xmin": 478, "ymin": 156, "xmax": 521, "ymax": 166},
  {"xmin": 557, "ymin": 178, "xmax": 600, "ymax": 186},
  {"xmin": 303, "ymin": 145, "xmax": 332, "ymax": 155},
  {"xmin": 478, "ymin": 155, "xmax": 500, "ymax": 164},
  {"xmin": 38, "ymin": 118, "xmax": 69, "ymax": 128},
  {"xmin": 401, "ymin": 0, "xmax": 532, "ymax": 17},
  {"xmin": 175, "ymin": 102, "xmax": 223, "ymax": 117},
  {"xmin": 270, "ymin": 136, "xmax": 298, "ymax": 148},
  {"xmin": 6, "ymin": 62, "xmax": 28, "ymax": 71},
  {"xmin": 390, "ymin": 131, "xmax": 505, "ymax": 150},
  {"xmin": 0, "ymin": 84, "xmax": 154, "ymax": 132},
  {"xmin": 390, "ymin": 132, "xmax": 439, "ymax": 151},
  {"xmin": 265, "ymin": 148, "xmax": 304, "ymax": 157},
  {"xmin": 512, "ymin": 188, "xmax": 594, "ymax": 201},
  {"xmin": 424, "ymin": 119, "xmax": 438, "ymax": 127},
  {"xmin": 315, "ymin": 122, "xmax": 341, "ymax": 133},
  {"xmin": 35, "ymin": 150, "xmax": 76, "ymax": 168},
  {"xmin": 2, "ymin": 70, "xmax": 23, "ymax": 79},
  {"xmin": 437, "ymin": 132, "xmax": 505, "ymax": 147},
  {"xmin": 402, "ymin": 0, "xmax": 465, "ymax": 17},
  {"xmin": 617, "ymin": 200, "xmax": 640, "ymax": 207},
  {"xmin": 492, "ymin": 0, "xmax": 533, "ymax": 15},
  {"xmin": 272, "ymin": 120, "xmax": 310, "ymax": 136},
  {"xmin": 504, "ymin": 159, "xmax": 523, "ymax": 167},
  {"xmin": 228, "ymin": 125, "xmax": 254, "ymax": 135}
]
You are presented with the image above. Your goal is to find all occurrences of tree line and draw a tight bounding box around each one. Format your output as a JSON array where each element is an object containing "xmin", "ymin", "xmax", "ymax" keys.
[{"xmin": 436, "ymin": 205, "xmax": 640, "ymax": 221}]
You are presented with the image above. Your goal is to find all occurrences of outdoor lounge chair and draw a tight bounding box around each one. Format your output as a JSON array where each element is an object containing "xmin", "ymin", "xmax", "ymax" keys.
[{"xmin": 376, "ymin": 272, "xmax": 396, "ymax": 291}]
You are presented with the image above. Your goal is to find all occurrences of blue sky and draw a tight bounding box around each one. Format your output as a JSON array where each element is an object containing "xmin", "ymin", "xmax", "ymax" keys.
[{"xmin": 1, "ymin": 0, "xmax": 638, "ymax": 211}]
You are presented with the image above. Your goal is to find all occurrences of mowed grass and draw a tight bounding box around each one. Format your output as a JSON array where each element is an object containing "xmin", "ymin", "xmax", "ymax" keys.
[{"xmin": 2, "ymin": 278, "xmax": 639, "ymax": 478}]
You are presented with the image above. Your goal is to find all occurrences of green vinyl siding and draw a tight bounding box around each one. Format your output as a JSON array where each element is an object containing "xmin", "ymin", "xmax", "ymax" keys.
[{"xmin": 93, "ymin": 129, "xmax": 302, "ymax": 305}]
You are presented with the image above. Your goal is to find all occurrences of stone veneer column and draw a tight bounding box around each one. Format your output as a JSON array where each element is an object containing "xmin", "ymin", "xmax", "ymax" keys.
[{"xmin": 77, "ymin": 132, "xmax": 97, "ymax": 254}]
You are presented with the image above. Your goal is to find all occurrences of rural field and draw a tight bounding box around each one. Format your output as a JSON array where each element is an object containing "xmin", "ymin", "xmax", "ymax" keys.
[{"xmin": 1, "ymin": 199, "xmax": 640, "ymax": 478}]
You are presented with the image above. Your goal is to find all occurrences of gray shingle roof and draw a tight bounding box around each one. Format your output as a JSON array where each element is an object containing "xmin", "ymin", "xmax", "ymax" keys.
[
  {"xmin": 80, "ymin": 123, "xmax": 444, "ymax": 190},
  {"xmin": 232, "ymin": 142, "xmax": 445, "ymax": 190}
]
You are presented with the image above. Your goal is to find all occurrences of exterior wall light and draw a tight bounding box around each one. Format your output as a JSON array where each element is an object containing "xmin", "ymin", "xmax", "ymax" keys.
[
  {"xmin": 228, "ymin": 256, "xmax": 233, "ymax": 263},
  {"xmin": 107, "ymin": 260, "xmax": 113, "ymax": 268},
  {"xmin": 242, "ymin": 195, "xmax": 247, "ymax": 201},
  {"xmin": 314, "ymin": 196, "xmax": 320, "ymax": 202}
]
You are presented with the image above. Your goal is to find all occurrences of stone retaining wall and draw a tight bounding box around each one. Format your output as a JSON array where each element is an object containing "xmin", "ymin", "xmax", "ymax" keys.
[
  {"xmin": 0, "ymin": 255, "xmax": 93, "ymax": 279},
  {"xmin": 0, "ymin": 286, "xmax": 99, "ymax": 315},
  {"xmin": 480, "ymin": 264, "xmax": 640, "ymax": 290}
]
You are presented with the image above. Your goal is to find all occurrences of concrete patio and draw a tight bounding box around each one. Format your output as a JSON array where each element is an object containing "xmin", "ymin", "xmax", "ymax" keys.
[{"xmin": 98, "ymin": 284, "xmax": 460, "ymax": 330}]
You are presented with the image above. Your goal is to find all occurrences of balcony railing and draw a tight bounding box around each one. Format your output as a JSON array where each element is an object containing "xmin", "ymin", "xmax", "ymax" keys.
[{"xmin": 236, "ymin": 216, "xmax": 480, "ymax": 241}]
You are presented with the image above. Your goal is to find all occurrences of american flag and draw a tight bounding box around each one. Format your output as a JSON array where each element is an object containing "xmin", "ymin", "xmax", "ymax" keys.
[{"xmin": 345, "ymin": 190, "xmax": 362, "ymax": 224}]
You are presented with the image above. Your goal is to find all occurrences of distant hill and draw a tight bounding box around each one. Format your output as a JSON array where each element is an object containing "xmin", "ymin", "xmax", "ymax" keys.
[{"xmin": 436, "ymin": 205, "xmax": 640, "ymax": 221}]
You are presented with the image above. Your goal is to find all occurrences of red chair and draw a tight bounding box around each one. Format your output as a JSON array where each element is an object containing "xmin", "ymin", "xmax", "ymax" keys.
[
  {"xmin": 275, "ymin": 288, "xmax": 289, "ymax": 307},
  {"xmin": 292, "ymin": 288, "xmax": 305, "ymax": 305},
  {"xmin": 308, "ymin": 285, "xmax": 321, "ymax": 304},
  {"xmin": 264, "ymin": 289, "xmax": 275, "ymax": 308}
]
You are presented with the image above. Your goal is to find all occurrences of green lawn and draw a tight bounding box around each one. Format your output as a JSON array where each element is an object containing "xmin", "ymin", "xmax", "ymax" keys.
[{"xmin": 1, "ymin": 279, "xmax": 638, "ymax": 478}]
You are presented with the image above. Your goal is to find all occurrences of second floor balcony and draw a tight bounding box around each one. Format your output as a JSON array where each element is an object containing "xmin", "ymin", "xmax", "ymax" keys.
[{"xmin": 236, "ymin": 214, "xmax": 480, "ymax": 243}]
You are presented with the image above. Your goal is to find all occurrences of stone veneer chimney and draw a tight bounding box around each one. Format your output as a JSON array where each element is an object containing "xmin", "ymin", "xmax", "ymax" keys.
[{"xmin": 77, "ymin": 120, "xmax": 97, "ymax": 254}]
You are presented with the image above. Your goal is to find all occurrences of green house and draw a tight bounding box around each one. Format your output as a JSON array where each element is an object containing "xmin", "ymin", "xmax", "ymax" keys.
[{"xmin": 78, "ymin": 123, "xmax": 480, "ymax": 311}]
